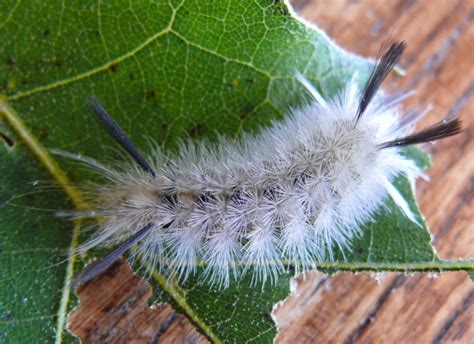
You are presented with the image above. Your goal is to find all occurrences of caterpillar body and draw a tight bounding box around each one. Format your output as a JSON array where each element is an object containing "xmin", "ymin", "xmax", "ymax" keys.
[{"xmin": 69, "ymin": 42, "xmax": 462, "ymax": 289}]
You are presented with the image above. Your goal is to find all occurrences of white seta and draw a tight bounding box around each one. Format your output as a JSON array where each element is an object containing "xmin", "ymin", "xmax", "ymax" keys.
[
  {"xmin": 77, "ymin": 77, "xmax": 419, "ymax": 287},
  {"xmin": 69, "ymin": 42, "xmax": 461, "ymax": 289}
]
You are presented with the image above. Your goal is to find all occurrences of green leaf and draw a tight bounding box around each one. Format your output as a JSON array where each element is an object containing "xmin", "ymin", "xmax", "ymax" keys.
[{"xmin": 0, "ymin": 1, "xmax": 472, "ymax": 343}]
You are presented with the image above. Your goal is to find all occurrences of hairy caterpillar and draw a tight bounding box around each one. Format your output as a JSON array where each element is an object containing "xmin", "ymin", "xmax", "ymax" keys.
[{"xmin": 66, "ymin": 42, "xmax": 462, "ymax": 289}]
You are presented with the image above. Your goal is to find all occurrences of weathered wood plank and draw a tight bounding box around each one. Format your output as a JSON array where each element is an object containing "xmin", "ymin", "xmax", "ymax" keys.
[
  {"xmin": 68, "ymin": 260, "xmax": 207, "ymax": 344},
  {"xmin": 275, "ymin": 1, "xmax": 473, "ymax": 343}
]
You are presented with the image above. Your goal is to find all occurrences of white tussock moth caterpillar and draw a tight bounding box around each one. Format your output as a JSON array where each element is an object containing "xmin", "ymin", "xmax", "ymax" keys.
[{"xmin": 60, "ymin": 42, "xmax": 462, "ymax": 289}]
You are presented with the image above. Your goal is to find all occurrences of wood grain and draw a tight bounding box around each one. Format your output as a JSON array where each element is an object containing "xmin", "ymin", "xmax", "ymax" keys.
[
  {"xmin": 68, "ymin": 260, "xmax": 207, "ymax": 344},
  {"xmin": 275, "ymin": 1, "xmax": 474, "ymax": 343},
  {"xmin": 68, "ymin": 1, "xmax": 473, "ymax": 343}
]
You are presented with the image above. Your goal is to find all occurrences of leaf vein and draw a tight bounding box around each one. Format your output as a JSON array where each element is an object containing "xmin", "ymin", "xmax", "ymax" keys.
[{"xmin": 4, "ymin": 5, "xmax": 178, "ymax": 102}]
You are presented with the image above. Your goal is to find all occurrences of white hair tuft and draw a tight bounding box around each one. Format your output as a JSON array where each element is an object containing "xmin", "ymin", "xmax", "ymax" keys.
[{"xmin": 72, "ymin": 42, "xmax": 463, "ymax": 288}]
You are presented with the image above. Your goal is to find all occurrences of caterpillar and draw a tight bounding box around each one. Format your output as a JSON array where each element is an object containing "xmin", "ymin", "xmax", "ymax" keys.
[{"xmin": 67, "ymin": 42, "xmax": 462, "ymax": 289}]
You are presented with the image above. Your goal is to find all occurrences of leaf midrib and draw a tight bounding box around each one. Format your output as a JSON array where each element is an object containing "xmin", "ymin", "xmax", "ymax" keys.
[
  {"xmin": 0, "ymin": 1, "xmax": 225, "ymax": 341},
  {"xmin": 0, "ymin": 101, "xmax": 85, "ymax": 344},
  {"xmin": 0, "ymin": 97, "xmax": 223, "ymax": 344}
]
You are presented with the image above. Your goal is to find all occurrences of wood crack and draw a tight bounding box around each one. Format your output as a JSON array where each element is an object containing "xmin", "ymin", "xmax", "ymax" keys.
[
  {"xmin": 432, "ymin": 289, "xmax": 474, "ymax": 344},
  {"xmin": 343, "ymin": 275, "xmax": 406, "ymax": 344}
]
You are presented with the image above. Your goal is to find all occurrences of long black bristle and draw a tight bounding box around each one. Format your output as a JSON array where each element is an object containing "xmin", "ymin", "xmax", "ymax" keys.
[
  {"xmin": 73, "ymin": 222, "xmax": 155, "ymax": 288},
  {"xmin": 379, "ymin": 117, "xmax": 463, "ymax": 149},
  {"xmin": 356, "ymin": 41, "xmax": 406, "ymax": 122},
  {"xmin": 88, "ymin": 99, "xmax": 156, "ymax": 177}
]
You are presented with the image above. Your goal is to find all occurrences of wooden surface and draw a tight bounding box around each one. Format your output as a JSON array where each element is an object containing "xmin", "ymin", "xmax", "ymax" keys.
[
  {"xmin": 69, "ymin": 260, "xmax": 207, "ymax": 344},
  {"xmin": 275, "ymin": 0, "xmax": 474, "ymax": 343},
  {"xmin": 68, "ymin": 1, "xmax": 474, "ymax": 343}
]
